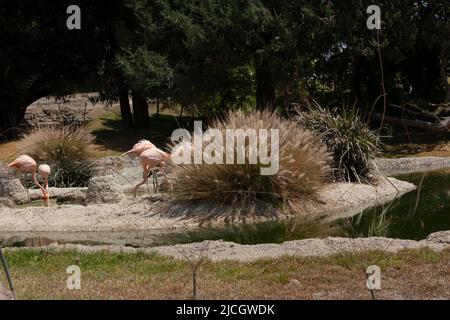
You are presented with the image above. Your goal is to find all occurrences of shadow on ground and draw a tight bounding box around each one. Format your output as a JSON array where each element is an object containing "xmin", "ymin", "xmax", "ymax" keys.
[
  {"xmin": 380, "ymin": 124, "xmax": 450, "ymax": 158},
  {"xmin": 88, "ymin": 112, "xmax": 199, "ymax": 155}
]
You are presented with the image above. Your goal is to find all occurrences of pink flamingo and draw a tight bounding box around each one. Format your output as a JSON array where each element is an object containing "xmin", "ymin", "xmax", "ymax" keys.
[
  {"xmin": 8, "ymin": 155, "xmax": 50, "ymax": 203},
  {"xmin": 124, "ymin": 139, "xmax": 156, "ymax": 157},
  {"xmin": 38, "ymin": 164, "xmax": 51, "ymax": 191},
  {"xmin": 134, "ymin": 147, "xmax": 171, "ymax": 197}
]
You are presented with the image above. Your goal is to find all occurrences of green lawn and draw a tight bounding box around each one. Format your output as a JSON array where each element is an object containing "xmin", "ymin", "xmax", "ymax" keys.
[
  {"xmin": 86, "ymin": 111, "xmax": 196, "ymax": 158},
  {"xmin": 1, "ymin": 248, "xmax": 449, "ymax": 299}
]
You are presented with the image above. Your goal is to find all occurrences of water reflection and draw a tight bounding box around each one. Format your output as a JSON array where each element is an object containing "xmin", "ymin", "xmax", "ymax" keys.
[{"xmin": 339, "ymin": 169, "xmax": 450, "ymax": 240}]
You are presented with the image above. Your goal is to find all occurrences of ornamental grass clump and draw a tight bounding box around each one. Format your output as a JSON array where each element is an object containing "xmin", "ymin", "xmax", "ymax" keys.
[
  {"xmin": 16, "ymin": 126, "xmax": 95, "ymax": 187},
  {"xmin": 164, "ymin": 110, "xmax": 331, "ymax": 221}
]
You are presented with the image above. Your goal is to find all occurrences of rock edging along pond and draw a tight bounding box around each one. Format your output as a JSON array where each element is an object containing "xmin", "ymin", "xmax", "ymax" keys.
[
  {"xmin": 4, "ymin": 230, "xmax": 450, "ymax": 262},
  {"xmin": 373, "ymin": 156, "xmax": 450, "ymax": 176}
]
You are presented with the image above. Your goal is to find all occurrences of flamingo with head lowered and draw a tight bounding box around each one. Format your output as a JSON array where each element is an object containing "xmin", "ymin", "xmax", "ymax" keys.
[
  {"xmin": 134, "ymin": 147, "xmax": 171, "ymax": 197},
  {"xmin": 8, "ymin": 155, "xmax": 50, "ymax": 204},
  {"xmin": 38, "ymin": 164, "xmax": 51, "ymax": 191},
  {"xmin": 124, "ymin": 139, "xmax": 156, "ymax": 157}
]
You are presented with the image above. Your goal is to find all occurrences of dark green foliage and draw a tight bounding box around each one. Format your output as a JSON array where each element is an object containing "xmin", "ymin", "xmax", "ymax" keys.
[
  {"xmin": 1, "ymin": 0, "xmax": 448, "ymax": 135},
  {"xmin": 47, "ymin": 158, "xmax": 95, "ymax": 188},
  {"xmin": 0, "ymin": 0, "xmax": 119, "ymax": 138},
  {"xmin": 296, "ymin": 103, "xmax": 380, "ymax": 183}
]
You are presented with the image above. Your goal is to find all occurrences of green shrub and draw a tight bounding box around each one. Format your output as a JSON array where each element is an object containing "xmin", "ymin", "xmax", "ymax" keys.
[
  {"xmin": 17, "ymin": 126, "xmax": 95, "ymax": 187},
  {"xmin": 295, "ymin": 102, "xmax": 380, "ymax": 183},
  {"xmin": 164, "ymin": 110, "xmax": 331, "ymax": 220}
]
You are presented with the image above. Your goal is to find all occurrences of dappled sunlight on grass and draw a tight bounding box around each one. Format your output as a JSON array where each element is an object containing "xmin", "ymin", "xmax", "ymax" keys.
[
  {"xmin": 381, "ymin": 125, "xmax": 450, "ymax": 158},
  {"xmin": 86, "ymin": 111, "xmax": 195, "ymax": 158}
]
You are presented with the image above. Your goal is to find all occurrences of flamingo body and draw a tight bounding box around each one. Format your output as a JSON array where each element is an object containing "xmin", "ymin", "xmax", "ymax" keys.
[
  {"xmin": 125, "ymin": 139, "xmax": 156, "ymax": 157},
  {"xmin": 134, "ymin": 148, "xmax": 170, "ymax": 196},
  {"xmin": 8, "ymin": 155, "xmax": 49, "ymax": 202},
  {"xmin": 8, "ymin": 155, "xmax": 37, "ymax": 173}
]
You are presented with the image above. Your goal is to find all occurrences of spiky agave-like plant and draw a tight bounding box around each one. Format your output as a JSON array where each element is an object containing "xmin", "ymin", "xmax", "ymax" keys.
[
  {"xmin": 164, "ymin": 110, "xmax": 331, "ymax": 221},
  {"xmin": 295, "ymin": 102, "xmax": 380, "ymax": 183}
]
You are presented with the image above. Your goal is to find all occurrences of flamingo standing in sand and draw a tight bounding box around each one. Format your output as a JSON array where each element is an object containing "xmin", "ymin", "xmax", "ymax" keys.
[
  {"xmin": 124, "ymin": 139, "xmax": 156, "ymax": 157},
  {"xmin": 8, "ymin": 155, "xmax": 50, "ymax": 204},
  {"xmin": 134, "ymin": 147, "xmax": 171, "ymax": 197}
]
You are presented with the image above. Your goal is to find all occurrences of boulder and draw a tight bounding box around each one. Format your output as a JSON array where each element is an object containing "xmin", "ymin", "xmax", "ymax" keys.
[
  {"xmin": 0, "ymin": 197, "xmax": 15, "ymax": 208},
  {"xmin": 85, "ymin": 175, "xmax": 124, "ymax": 204},
  {"xmin": 56, "ymin": 188, "xmax": 86, "ymax": 205},
  {"xmin": 426, "ymin": 230, "xmax": 450, "ymax": 244},
  {"xmin": 0, "ymin": 178, "xmax": 29, "ymax": 204}
]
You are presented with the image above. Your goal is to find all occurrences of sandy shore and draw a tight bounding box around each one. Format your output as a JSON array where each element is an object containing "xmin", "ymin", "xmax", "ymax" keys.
[{"xmin": 0, "ymin": 176, "xmax": 414, "ymax": 233}]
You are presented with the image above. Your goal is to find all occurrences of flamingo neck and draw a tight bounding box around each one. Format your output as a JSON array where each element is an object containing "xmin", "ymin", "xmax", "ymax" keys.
[{"xmin": 32, "ymin": 171, "xmax": 48, "ymax": 198}]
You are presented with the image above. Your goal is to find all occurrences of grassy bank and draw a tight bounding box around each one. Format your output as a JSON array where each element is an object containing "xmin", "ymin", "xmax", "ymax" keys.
[{"xmin": 1, "ymin": 248, "xmax": 449, "ymax": 299}]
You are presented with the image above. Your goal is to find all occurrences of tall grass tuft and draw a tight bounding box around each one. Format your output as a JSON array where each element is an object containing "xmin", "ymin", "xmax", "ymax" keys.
[
  {"xmin": 164, "ymin": 110, "xmax": 331, "ymax": 221},
  {"xmin": 17, "ymin": 126, "xmax": 95, "ymax": 187},
  {"xmin": 295, "ymin": 102, "xmax": 380, "ymax": 183}
]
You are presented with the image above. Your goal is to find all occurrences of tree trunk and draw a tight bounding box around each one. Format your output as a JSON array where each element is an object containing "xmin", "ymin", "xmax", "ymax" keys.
[
  {"xmin": 440, "ymin": 48, "xmax": 450, "ymax": 103},
  {"xmin": 371, "ymin": 112, "xmax": 450, "ymax": 133},
  {"xmin": 156, "ymin": 98, "xmax": 160, "ymax": 116},
  {"xmin": 119, "ymin": 85, "xmax": 134, "ymax": 128},
  {"xmin": 1, "ymin": 88, "xmax": 49, "ymax": 139},
  {"xmin": 0, "ymin": 103, "xmax": 28, "ymax": 140},
  {"xmin": 351, "ymin": 53, "xmax": 364, "ymax": 105},
  {"xmin": 255, "ymin": 58, "xmax": 276, "ymax": 112},
  {"xmin": 132, "ymin": 91, "xmax": 149, "ymax": 128},
  {"xmin": 0, "ymin": 109, "xmax": 18, "ymax": 140}
]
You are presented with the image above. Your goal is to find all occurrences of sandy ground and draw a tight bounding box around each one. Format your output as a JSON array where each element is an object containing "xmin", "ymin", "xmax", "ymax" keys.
[
  {"xmin": 316, "ymin": 177, "xmax": 414, "ymax": 221},
  {"xmin": 0, "ymin": 176, "xmax": 414, "ymax": 233},
  {"xmin": 0, "ymin": 199, "xmax": 198, "ymax": 232}
]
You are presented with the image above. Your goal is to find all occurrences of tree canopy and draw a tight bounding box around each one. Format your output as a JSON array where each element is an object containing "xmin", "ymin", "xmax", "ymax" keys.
[{"xmin": 1, "ymin": 0, "xmax": 449, "ymax": 135}]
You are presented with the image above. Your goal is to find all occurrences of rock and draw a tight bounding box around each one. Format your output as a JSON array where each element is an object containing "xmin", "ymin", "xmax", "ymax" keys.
[
  {"xmin": 0, "ymin": 178, "xmax": 29, "ymax": 204},
  {"xmin": 56, "ymin": 189, "xmax": 86, "ymax": 205},
  {"xmin": 373, "ymin": 157, "xmax": 450, "ymax": 176},
  {"xmin": 85, "ymin": 175, "xmax": 124, "ymax": 204},
  {"xmin": 426, "ymin": 230, "xmax": 450, "ymax": 244},
  {"xmin": 149, "ymin": 193, "xmax": 170, "ymax": 202},
  {"xmin": 0, "ymin": 197, "xmax": 15, "ymax": 208}
]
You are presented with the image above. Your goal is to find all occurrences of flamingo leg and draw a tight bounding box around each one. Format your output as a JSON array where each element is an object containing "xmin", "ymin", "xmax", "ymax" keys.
[
  {"xmin": 154, "ymin": 169, "xmax": 159, "ymax": 193},
  {"xmin": 152, "ymin": 170, "xmax": 157, "ymax": 193},
  {"xmin": 24, "ymin": 173, "xmax": 30, "ymax": 203},
  {"xmin": 134, "ymin": 168, "xmax": 150, "ymax": 198},
  {"xmin": 146, "ymin": 171, "xmax": 150, "ymax": 195}
]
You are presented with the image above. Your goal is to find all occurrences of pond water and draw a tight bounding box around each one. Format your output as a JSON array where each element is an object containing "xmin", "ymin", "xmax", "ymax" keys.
[
  {"xmin": 340, "ymin": 169, "xmax": 450, "ymax": 240},
  {"xmin": 1, "ymin": 169, "xmax": 449, "ymax": 247}
]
